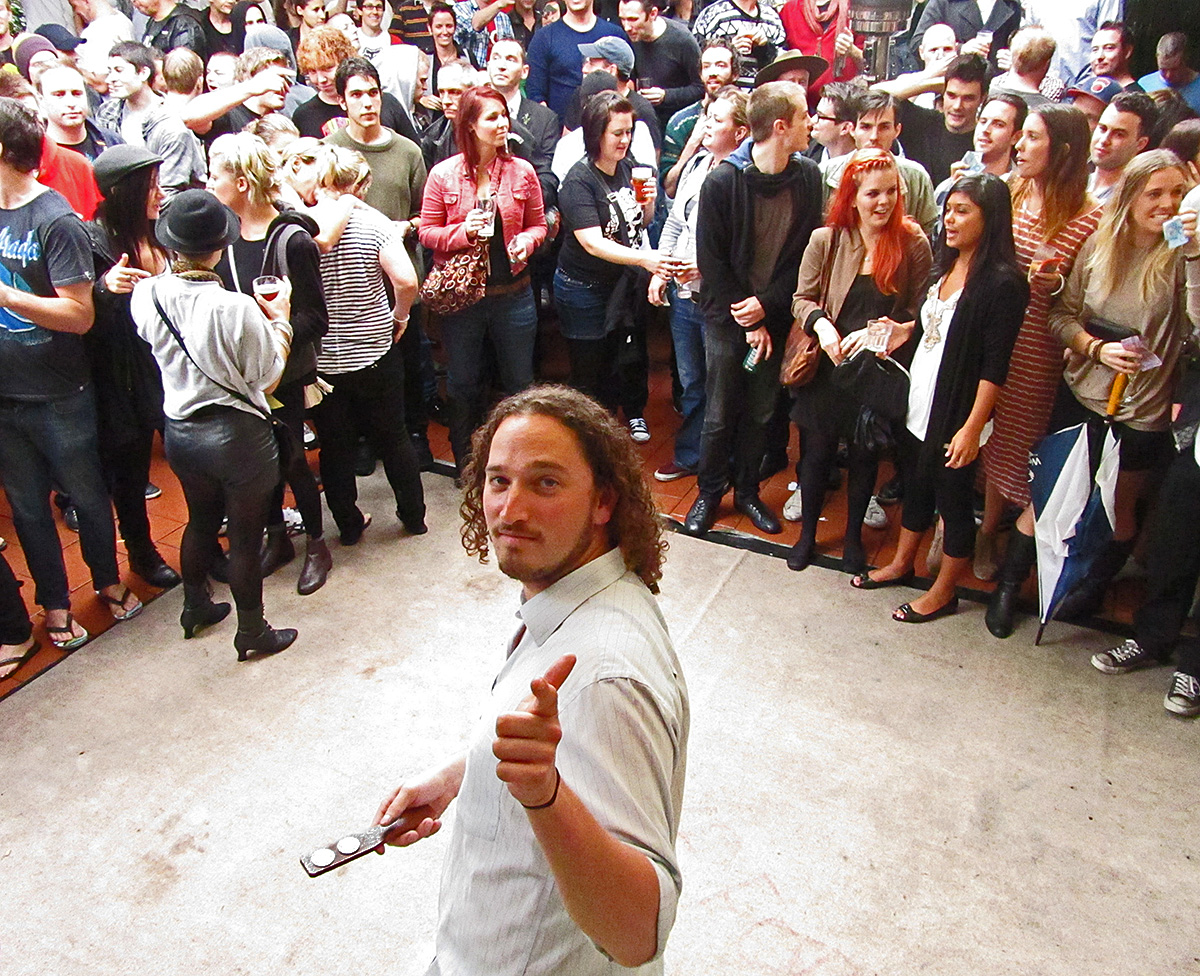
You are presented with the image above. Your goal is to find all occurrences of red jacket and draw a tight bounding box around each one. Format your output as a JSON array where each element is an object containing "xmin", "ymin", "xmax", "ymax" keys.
[
  {"xmin": 38, "ymin": 137, "xmax": 102, "ymax": 220},
  {"xmin": 419, "ymin": 153, "xmax": 546, "ymax": 275},
  {"xmin": 779, "ymin": 0, "xmax": 864, "ymax": 94}
]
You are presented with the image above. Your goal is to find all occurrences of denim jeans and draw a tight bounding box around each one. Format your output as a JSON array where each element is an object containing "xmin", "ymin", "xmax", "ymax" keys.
[
  {"xmin": 441, "ymin": 285, "xmax": 537, "ymax": 467},
  {"xmin": 668, "ymin": 286, "xmax": 706, "ymax": 470},
  {"xmin": 0, "ymin": 386, "xmax": 120, "ymax": 609},
  {"xmin": 696, "ymin": 329, "xmax": 783, "ymax": 497}
]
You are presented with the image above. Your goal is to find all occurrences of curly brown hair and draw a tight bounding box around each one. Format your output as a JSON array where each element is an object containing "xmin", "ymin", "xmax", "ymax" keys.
[{"xmin": 459, "ymin": 386, "xmax": 668, "ymax": 593}]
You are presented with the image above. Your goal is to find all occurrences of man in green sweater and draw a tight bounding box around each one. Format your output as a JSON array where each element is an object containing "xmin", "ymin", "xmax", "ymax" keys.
[{"xmin": 324, "ymin": 56, "xmax": 425, "ymax": 234}]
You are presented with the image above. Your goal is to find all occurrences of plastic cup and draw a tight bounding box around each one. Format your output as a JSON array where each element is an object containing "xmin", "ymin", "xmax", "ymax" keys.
[
  {"xmin": 866, "ymin": 318, "xmax": 893, "ymax": 353},
  {"xmin": 632, "ymin": 166, "xmax": 654, "ymax": 205},
  {"xmin": 253, "ymin": 275, "xmax": 282, "ymax": 301}
]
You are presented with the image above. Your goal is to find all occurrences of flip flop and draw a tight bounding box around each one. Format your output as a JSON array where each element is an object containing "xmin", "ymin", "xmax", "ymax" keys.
[
  {"xmin": 0, "ymin": 639, "xmax": 39, "ymax": 680},
  {"xmin": 98, "ymin": 585, "xmax": 143, "ymax": 621},
  {"xmin": 46, "ymin": 612, "xmax": 89, "ymax": 650}
]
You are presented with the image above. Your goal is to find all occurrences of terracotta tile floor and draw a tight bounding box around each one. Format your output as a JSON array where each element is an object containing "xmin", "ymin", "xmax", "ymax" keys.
[{"xmin": 0, "ymin": 313, "xmax": 1139, "ymax": 701}]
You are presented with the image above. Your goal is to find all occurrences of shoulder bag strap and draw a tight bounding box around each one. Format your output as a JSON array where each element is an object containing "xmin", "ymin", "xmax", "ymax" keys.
[{"xmin": 151, "ymin": 284, "xmax": 272, "ymax": 423}]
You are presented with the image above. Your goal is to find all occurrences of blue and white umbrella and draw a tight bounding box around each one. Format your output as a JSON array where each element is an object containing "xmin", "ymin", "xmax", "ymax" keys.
[{"xmin": 1028, "ymin": 422, "xmax": 1121, "ymax": 645}]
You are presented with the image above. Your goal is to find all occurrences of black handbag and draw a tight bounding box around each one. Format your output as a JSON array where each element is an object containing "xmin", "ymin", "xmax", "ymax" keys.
[
  {"xmin": 830, "ymin": 349, "xmax": 911, "ymax": 422},
  {"xmin": 151, "ymin": 286, "xmax": 302, "ymax": 475}
]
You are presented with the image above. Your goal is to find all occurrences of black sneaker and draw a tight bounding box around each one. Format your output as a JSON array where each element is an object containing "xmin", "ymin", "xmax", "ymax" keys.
[
  {"xmin": 144, "ymin": 482, "xmax": 162, "ymax": 499},
  {"xmin": 1091, "ymin": 639, "xmax": 1161, "ymax": 675},
  {"xmin": 1164, "ymin": 671, "xmax": 1200, "ymax": 717},
  {"xmin": 876, "ymin": 475, "xmax": 903, "ymax": 505}
]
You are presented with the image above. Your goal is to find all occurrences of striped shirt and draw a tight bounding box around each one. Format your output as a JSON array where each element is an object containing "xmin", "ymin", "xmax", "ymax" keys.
[
  {"xmin": 429, "ymin": 548, "xmax": 689, "ymax": 976},
  {"xmin": 982, "ymin": 200, "xmax": 1103, "ymax": 506},
  {"xmin": 317, "ymin": 205, "xmax": 399, "ymax": 375}
]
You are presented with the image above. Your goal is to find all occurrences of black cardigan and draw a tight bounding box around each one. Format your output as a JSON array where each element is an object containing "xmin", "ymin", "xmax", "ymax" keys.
[
  {"xmin": 696, "ymin": 150, "xmax": 822, "ymax": 340},
  {"xmin": 905, "ymin": 264, "xmax": 1028, "ymax": 477}
]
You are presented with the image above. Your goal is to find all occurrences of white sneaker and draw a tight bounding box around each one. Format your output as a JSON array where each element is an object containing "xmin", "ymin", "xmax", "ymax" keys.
[
  {"xmin": 863, "ymin": 496, "xmax": 888, "ymax": 530},
  {"xmin": 628, "ymin": 417, "xmax": 650, "ymax": 443},
  {"xmin": 782, "ymin": 485, "xmax": 803, "ymax": 522}
]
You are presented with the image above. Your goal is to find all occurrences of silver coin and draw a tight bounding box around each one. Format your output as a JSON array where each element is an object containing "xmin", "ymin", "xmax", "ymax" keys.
[
  {"xmin": 336, "ymin": 836, "xmax": 361, "ymax": 855},
  {"xmin": 310, "ymin": 847, "xmax": 336, "ymax": 867}
]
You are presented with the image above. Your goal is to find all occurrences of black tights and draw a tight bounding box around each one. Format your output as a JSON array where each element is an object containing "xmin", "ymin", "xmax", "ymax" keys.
[
  {"xmin": 265, "ymin": 381, "xmax": 323, "ymax": 540},
  {"xmin": 796, "ymin": 421, "xmax": 880, "ymax": 569}
]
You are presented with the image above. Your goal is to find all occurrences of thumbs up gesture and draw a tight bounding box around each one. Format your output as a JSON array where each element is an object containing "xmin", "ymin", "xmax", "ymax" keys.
[{"xmin": 493, "ymin": 654, "xmax": 576, "ymax": 809}]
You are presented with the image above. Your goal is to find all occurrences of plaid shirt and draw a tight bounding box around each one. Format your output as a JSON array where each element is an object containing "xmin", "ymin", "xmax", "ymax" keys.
[{"xmin": 452, "ymin": 0, "xmax": 514, "ymax": 68}]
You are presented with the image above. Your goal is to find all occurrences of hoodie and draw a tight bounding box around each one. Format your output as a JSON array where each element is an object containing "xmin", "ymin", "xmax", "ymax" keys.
[{"xmin": 696, "ymin": 140, "xmax": 822, "ymax": 340}]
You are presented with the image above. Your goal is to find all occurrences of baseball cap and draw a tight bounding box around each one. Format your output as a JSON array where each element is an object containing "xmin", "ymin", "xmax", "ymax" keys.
[
  {"xmin": 1065, "ymin": 74, "xmax": 1123, "ymax": 106},
  {"xmin": 578, "ymin": 37, "xmax": 635, "ymax": 78}
]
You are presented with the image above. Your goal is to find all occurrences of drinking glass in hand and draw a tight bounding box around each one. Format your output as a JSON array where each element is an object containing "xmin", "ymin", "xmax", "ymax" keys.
[{"xmin": 253, "ymin": 275, "xmax": 282, "ymax": 301}]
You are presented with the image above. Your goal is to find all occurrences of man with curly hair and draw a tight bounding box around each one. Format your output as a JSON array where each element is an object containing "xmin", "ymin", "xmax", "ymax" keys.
[{"xmin": 373, "ymin": 384, "xmax": 690, "ymax": 976}]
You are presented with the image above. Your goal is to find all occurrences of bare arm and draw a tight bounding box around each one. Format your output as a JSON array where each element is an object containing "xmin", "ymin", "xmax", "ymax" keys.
[
  {"xmin": 0, "ymin": 279, "xmax": 93, "ymax": 334},
  {"xmin": 574, "ymin": 227, "xmax": 667, "ymax": 275},
  {"xmin": 872, "ymin": 65, "xmax": 946, "ymax": 100},
  {"xmin": 380, "ymin": 235, "xmax": 418, "ymax": 322},
  {"xmin": 470, "ymin": 0, "xmax": 512, "ymax": 30},
  {"xmin": 177, "ymin": 66, "xmax": 289, "ymax": 129}
]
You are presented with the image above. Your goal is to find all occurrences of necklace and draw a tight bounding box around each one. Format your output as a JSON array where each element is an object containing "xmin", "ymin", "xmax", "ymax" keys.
[{"xmin": 923, "ymin": 283, "xmax": 955, "ymax": 349}]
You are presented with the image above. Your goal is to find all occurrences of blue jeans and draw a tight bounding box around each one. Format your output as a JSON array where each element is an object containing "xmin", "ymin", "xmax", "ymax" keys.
[
  {"xmin": 441, "ymin": 285, "xmax": 537, "ymax": 467},
  {"xmin": 0, "ymin": 387, "xmax": 119, "ymax": 609},
  {"xmin": 668, "ymin": 286, "xmax": 706, "ymax": 470}
]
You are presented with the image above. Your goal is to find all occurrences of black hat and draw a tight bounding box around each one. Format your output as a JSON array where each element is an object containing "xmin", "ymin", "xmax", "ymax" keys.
[
  {"xmin": 155, "ymin": 189, "xmax": 241, "ymax": 255},
  {"xmin": 754, "ymin": 50, "xmax": 829, "ymax": 88},
  {"xmin": 93, "ymin": 144, "xmax": 162, "ymax": 197}
]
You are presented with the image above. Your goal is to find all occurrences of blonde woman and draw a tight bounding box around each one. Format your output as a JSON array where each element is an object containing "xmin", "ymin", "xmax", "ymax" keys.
[
  {"xmin": 207, "ymin": 132, "xmax": 332, "ymax": 594},
  {"xmin": 987, "ymin": 151, "xmax": 1200, "ymax": 636},
  {"xmin": 300, "ymin": 146, "xmax": 426, "ymax": 544}
]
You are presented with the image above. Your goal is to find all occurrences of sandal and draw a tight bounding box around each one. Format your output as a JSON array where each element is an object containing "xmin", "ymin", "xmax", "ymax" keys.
[
  {"xmin": 0, "ymin": 639, "xmax": 39, "ymax": 680},
  {"xmin": 98, "ymin": 585, "xmax": 143, "ymax": 621},
  {"xmin": 893, "ymin": 596, "xmax": 959, "ymax": 623},
  {"xmin": 46, "ymin": 613, "xmax": 89, "ymax": 650},
  {"xmin": 850, "ymin": 570, "xmax": 915, "ymax": 591}
]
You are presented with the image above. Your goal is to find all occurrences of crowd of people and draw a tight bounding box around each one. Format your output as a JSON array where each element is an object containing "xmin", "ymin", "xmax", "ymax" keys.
[{"xmin": 0, "ymin": 0, "xmax": 1199, "ymax": 724}]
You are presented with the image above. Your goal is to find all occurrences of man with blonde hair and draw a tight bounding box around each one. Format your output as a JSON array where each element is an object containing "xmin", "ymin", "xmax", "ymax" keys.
[
  {"xmin": 989, "ymin": 27, "xmax": 1057, "ymax": 108},
  {"xmin": 684, "ymin": 80, "xmax": 821, "ymax": 537}
]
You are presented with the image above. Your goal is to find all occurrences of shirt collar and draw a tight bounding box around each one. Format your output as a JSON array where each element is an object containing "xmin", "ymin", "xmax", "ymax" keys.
[
  {"xmin": 504, "ymin": 88, "xmax": 522, "ymax": 121},
  {"xmin": 515, "ymin": 548, "xmax": 627, "ymax": 647}
]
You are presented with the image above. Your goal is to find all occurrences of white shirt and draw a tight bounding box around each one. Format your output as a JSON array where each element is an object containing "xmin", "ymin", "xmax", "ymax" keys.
[
  {"xmin": 1022, "ymin": 0, "xmax": 1123, "ymax": 84},
  {"xmin": 551, "ymin": 122, "xmax": 658, "ymax": 183},
  {"xmin": 428, "ymin": 547, "xmax": 689, "ymax": 976},
  {"xmin": 78, "ymin": 11, "xmax": 135, "ymax": 77},
  {"xmin": 907, "ymin": 282, "xmax": 961, "ymax": 441}
]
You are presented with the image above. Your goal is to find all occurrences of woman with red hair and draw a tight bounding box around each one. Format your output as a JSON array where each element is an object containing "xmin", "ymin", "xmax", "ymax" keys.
[
  {"xmin": 419, "ymin": 84, "xmax": 546, "ymax": 473},
  {"xmin": 779, "ymin": 0, "xmax": 865, "ymax": 91},
  {"xmin": 788, "ymin": 148, "xmax": 932, "ymax": 573}
]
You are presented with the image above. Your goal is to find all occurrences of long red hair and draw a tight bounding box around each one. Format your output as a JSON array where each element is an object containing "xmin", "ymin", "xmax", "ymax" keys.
[{"xmin": 825, "ymin": 149, "xmax": 920, "ymax": 296}]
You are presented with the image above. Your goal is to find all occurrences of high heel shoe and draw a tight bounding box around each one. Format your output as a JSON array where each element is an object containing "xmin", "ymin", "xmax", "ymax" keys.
[
  {"xmin": 234, "ymin": 622, "xmax": 298, "ymax": 661},
  {"xmin": 180, "ymin": 600, "xmax": 231, "ymax": 639}
]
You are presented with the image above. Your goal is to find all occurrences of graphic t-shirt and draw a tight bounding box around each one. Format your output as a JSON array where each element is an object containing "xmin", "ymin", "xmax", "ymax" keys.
[
  {"xmin": 0, "ymin": 189, "xmax": 95, "ymax": 400},
  {"xmin": 557, "ymin": 158, "xmax": 644, "ymax": 287}
]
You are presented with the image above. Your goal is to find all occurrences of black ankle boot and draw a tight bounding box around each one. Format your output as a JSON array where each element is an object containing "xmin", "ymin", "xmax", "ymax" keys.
[
  {"xmin": 1054, "ymin": 538, "xmax": 1135, "ymax": 622},
  {"xmin": 986, "ymin": 530, "xmax": 1037, "ymax": 639},
  {"xmin": 234, "ymin": 607, "xmax": 297, "ymax": 661},
  {"xmin": 180, "ymin": 583, "xmax": 231, "ymax": 639},
  {"xmin": 260, "ymin": 525, "xmax": 295, "ymax": 578}
]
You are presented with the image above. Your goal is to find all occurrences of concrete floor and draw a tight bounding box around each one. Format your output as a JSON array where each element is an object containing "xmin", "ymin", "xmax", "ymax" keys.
[{"xmin": 2, "ymin": 471, "xmax": 1197, "ymax": 976}]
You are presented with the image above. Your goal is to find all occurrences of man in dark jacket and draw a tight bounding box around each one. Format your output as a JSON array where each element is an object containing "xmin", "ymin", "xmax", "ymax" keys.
[
  {"xmin": 133, "ymin": 0, "xmax": 208, "ymax": 59},
  {"xmin": 913, "ymin": 0, "xmax": 1020, "ymax": 70},
  {"xmin": 683, "ymin": 79, "xmax": 822, "ymax": 537}
]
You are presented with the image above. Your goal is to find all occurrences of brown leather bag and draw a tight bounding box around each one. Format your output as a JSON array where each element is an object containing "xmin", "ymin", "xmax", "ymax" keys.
[
  {"xmin": 780, "ymin": 321, "xmax": 820, "ymax": 388},
  {"xmin": 780, "ymin": 231, "xmax": 837, "ymax": 389}
]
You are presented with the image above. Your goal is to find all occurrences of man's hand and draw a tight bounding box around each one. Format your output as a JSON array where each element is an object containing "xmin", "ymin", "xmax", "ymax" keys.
[
  {"xmin": 638, "ymin": 86, "xmax": 665, "ymax": 104},
  {"xmin": 373, "ymin": 756, "xmax": 466, "ymax": 848},
  {"xmin": 960, "ymin": 36, "xmax": 990, "ymax": 58},
  {"xmin": 648, "ymin": 273, "xmax": 669, "ymax": 306},
  {"xmin": 248, "ymin": 64, "xmax": 290, "ymax": 98},
  {"xmin": 494, "ymin": 654, "xmax": 576, "ymax": 809},
  {"xmin": 834, "ymin": 30, "xmax": 854, "ymax": 57},
  {"xmin": 730, "ymin": 295, "xmax": 764, "ymax": 328},
  {"xmin": 744, "ymin": 325, "xmax": 772, "ymax": 362}
]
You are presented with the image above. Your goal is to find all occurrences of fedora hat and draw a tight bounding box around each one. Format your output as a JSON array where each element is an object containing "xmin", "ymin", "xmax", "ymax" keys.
[
  {"xmin": 754, "ymin": 50, "xmax": 829, "ymax": 88},
  {"xmin": 155, "ymin": 189, "xmax": 241, "ymax": 255}
]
